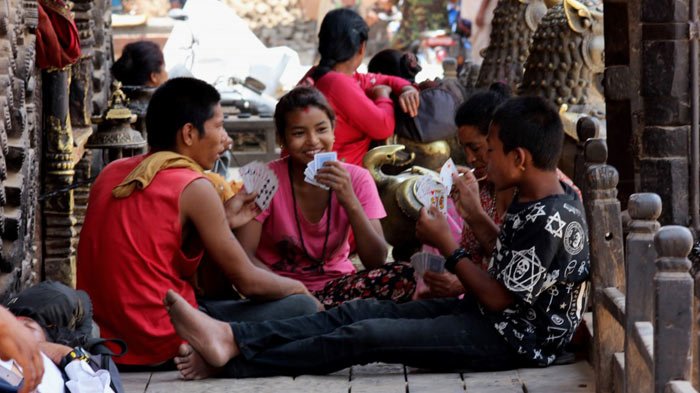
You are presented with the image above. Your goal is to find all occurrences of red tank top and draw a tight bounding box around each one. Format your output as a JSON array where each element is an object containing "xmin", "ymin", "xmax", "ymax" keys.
[{"xmin": 77, "ymin": 155, "xmax": 204, "ymax": 365}]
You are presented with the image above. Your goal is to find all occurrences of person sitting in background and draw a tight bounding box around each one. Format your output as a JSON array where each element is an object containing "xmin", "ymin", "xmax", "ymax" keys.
[
  {"xmin": 301, "ymin": 8, "xmax": 420, "ymax": 166},
  {"xmin": 367, "ymin": 49, "xmax": 421, "ymax": 84},
  {"xmin": 237, "ymin": 87, "xmax": 414, "ymax": 308},
  {"xmin": 111, "ymin": 40, "xmax": 167, "ymax": 87}
]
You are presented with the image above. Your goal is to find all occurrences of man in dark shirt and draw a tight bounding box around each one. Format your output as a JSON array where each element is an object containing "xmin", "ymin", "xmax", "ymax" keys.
[{"xmin": 160, "ymin": 95, "xmax": 591, "ymax": 378}]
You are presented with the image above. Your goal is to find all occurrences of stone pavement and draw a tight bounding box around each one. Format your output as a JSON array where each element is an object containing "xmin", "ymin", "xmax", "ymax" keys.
[{"xmin": 123, "ymin": 360, "xmax": 594, "ymax": 393}]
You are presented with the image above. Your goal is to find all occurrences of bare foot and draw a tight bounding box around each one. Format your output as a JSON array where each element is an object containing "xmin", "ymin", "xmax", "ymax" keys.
[
  {"xmin": 174, "ymin": 343, "xmax": 220, "ymax": 380},
  {"xmin": 164, "ymin": 289, "xmax": 238, "ymax": 367}
]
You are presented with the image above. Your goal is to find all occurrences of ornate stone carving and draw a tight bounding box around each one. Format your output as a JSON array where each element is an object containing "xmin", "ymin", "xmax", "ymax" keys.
[{"xmin": 476, "ymin": 0, "xmax": 553, "ymax": 89}]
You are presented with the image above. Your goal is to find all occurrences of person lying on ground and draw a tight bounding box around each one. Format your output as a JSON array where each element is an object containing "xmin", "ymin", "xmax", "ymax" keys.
[
  {"xmin": 76, "ymin": 77, "xmax": 320, "ymax": 371},
  {"xmin": 162, "ymin": 95, "xmax": 591, "ymax": 379},
  {"xmin": 0, "ymin": 305, "xmax": 43, "ymax": 393},
  {"xmin": 237, "ymin": 87, "xmax": 414, "ymax": 308}
]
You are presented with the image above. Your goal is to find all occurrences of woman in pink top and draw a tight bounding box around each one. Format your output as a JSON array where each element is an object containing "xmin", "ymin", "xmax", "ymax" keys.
[
  {"xmin": 302, "ymin": 8, "xmax": 420, "ymax": 166},
  {"xmin": 238, "ymin": 87, "xmax": 415, "ymax": 308}
]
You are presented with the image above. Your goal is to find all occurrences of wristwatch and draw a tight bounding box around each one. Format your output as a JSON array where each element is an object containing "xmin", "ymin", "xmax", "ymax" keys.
[
  {"xmin": 444, "ymin": 247, "xmax": 471, "ymax": 274},
  {"xmin": 60, "ymin": 346, "xmax": 90, "ymax": 369}
]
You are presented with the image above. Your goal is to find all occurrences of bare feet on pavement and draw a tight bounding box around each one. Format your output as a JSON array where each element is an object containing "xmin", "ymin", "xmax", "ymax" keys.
[
  {"xmin": 164, "ymin": 289, "xmax": 238, "ymax": 367},
  {"xmin": 174, "ymin": 343, "xmax": 220, "ymax": 380}
]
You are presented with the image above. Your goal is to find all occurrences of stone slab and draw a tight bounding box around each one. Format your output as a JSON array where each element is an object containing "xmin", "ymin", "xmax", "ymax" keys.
[
  {"xmin": 517, "ymin": 361, "xmax": 595, "ymax": 393},
  {"xmin": 462, "ymin": 370, "xmax": 522, "ymax": 393},
  {"xmin": 406, "ymin": 372, "xmax": 465, "ymax": 393},
  {"xmin": 145, "ymin": 371, "xmax": 296, "ymax": 393},
  {"xmin": 121, "ymin": 371, "xmax": 151, "ymax": 393},
  {"xmin": 294, "ymin": 375, "xmax": 349, "ymax": 393}
]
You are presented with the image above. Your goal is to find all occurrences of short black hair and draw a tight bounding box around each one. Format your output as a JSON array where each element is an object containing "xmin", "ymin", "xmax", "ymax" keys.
[
  {"xmin": 274, "ymin": 86, "xmax": 336, "ymax": 142},
  {"xmin": 111, "ymin": 41, "xmax": 164, "ymax": 86},
  {"xmin": 454, "ymin": 82, "xmax": 511, "ymax": 134},
  {"xmin": 146, "ymin": 77, "xmax": 221, "ymax": 151},
  {"xmin": 367, "ymin": 49, "xmax": 422, "ymax": 83},
  {"xmin": 491, "ymin": 96, "xmax": 563, "ymax": 170}
]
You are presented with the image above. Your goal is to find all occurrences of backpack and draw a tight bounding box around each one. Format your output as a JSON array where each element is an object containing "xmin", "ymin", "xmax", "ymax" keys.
[
  {"xmin": 5, "ymin": 281, "xmax": 127, "ymax": 393},
  {"xmin": 394, "ymin": 83, "xmax": 463, "ymax": 143}
]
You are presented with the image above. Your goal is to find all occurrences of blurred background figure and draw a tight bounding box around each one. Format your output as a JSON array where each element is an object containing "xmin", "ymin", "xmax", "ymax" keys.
[
  {"xmin": 365, "ymin": 0, "xmax": 402, "ymax": 57},
  {"xmin": 460, "ymin": 0, "xmax": 495, "ymax": 65},
  {"xmin": 111, "ymin": 40, "xmax": 168, "ymax": 87}
]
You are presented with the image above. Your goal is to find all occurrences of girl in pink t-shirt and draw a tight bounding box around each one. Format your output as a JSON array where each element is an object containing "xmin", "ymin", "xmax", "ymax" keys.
[{"xmin": 237, "ymin": 87, "xmax": 415, "ymax": 308}]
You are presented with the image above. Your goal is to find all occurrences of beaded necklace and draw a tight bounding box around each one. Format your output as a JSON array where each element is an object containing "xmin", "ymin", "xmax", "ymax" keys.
[{"xmin": 288, "ymin": 160, "xmax": 332, "ymax": 271}]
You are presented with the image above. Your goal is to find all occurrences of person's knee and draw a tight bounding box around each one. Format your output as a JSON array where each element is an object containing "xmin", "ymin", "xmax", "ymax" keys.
[{"xmin": 282, "ymin": 294, "xmax": 319, "ymax": 317}]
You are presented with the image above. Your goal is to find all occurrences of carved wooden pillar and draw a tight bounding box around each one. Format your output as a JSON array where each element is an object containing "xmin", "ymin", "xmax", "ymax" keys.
[
  {"xmin": 653, "ymin": 225, "xmax": 694, "ymax": 393},
  {"xmin": 603, "ymin": 0, "xmax": 641, "ymax": 210},
  {"xmin": 42, "ymin": 69, "xmax": 76, "ymax": 286},
  {"xmin": 584, "ymin": 138, "xmax": 625, "ymax": 393},
  {"xmin": 624, "ymin": 193, "xmax": 661, "ymax": 393},
  {"xmin": 638, "ymin": 0, "xmax": 691, "ymax": 225}
]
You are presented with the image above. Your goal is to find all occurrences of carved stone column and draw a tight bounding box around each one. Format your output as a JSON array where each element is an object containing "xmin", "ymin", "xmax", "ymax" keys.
[
  {"xmin": 42, "ymin": 69, "xmax": 76, "ymax": 286},
  {"xmin": 638, "ymin": 0, "xmax": 691, "ymax": 225}
]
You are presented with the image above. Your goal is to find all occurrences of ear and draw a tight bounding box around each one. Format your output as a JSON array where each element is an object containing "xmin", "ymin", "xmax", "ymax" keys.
[
  {"xmin": 358, "ymin": 41, "xmax": 367, "ymax": 58},
  {"xmin": 513, "ymin": 147, "xmax": 529, "ymax": 171},
  {"xmin": 180, "ymin": 123, "xmax": 197, "ymax": 147},
  {"xmin": 148, "ymin": 71, "xmax": 160, "ymax": 87}
]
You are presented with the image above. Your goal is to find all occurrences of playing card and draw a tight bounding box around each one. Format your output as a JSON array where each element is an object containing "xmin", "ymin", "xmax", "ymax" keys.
[
  {"xmin": 410, "ymin": 252, "xmax": 427, "ymax": 276},
  {"xmin": 314, "ymin": 152, "xmax": 337, "ymax": 170},
  {"xmin": 426, "ymin": 253, "xmax": 446, "ymax": 273},
  {"xmin": 304, "ymin": 155, "xmax": 332, "ymax": 190},
  {"xmin": 439, "ymin": 158, "xmax": 458, "ymax": 192},
  {"xmin": 414, "ymin": 175, "xmax": 448, "ymax": 214},
  {"xmin": 240, "ymin": 161, "xmax": 279, "ymax": 210}
]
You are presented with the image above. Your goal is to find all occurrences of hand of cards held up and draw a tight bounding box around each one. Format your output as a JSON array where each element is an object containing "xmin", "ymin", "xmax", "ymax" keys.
[
  {"xmin": 239, "ymin": 161, "xmax": 279, "ymax": 210},
  {"xmin": 414, "ymin": 158, "xmax": 459, "ymax": 215},
  {"xmin": 305, "ymin": 152, "xmax": 337, "ymax": 189}
]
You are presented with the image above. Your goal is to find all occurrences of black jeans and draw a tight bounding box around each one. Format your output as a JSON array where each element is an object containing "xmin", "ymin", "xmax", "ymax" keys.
[
  {"xmin": 222, "ymin": 297, "xmax": 521, "ymax": 378},
  {"xmin": 199, "ymin": 294, "xmax": 319, "ymax": 323}
]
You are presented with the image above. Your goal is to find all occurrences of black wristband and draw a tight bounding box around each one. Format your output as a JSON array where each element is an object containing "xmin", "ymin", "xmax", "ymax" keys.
[
  {"xmin": 59, "ymin": 347, "xmax": 90, "ymax": 369},
  {"xmin": 444, "ymin": 247, "xmax": 471, "ymax": 274}
]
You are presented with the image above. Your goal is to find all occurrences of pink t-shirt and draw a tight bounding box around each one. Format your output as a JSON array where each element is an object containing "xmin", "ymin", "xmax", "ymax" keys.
[{"xmin": 255, "ymin": 157, "xmax": 387, "ymax": 291}]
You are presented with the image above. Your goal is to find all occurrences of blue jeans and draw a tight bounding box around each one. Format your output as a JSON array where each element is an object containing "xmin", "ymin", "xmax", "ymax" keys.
[
  {"xmin": 222, "ymin": 297, "xmax": 521, "ymax": 378},
  {"xmin": 199, "ymin": 294, "xmax": 319, "ymax": 323}
]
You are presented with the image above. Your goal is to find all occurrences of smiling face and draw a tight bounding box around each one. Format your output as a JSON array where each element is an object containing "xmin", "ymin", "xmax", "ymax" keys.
[
  {"xmin": 282, "ymin": 106, "xmax": 335, "ymax": 165},
  {"xmin": 458, "ymin": 124, "xmax": 489, "ymax": 180},
  {"xmin": 189, "ymin": 103, "xmax": 227, "ymax": 170}
]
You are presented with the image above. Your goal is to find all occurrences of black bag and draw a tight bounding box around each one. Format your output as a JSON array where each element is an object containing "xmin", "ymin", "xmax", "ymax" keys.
[
  {"xmin": 85, "ymin": 338, "xmax": 128, "ymax": 393},
  {"xmin": 5, "ymin": 282, "xmax": 128, "ymax": 393},
  {"xmin": 394, "ymin": 85, "xmax": 461, "ymax": 143}
]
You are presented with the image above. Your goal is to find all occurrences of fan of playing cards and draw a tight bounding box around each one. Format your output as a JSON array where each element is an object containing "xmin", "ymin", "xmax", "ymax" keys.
[
  {"xmin": 240, "ymin": 161, "xmax": 279, "ymax": 210},
  {"xmin": 304, "ymin": 152, "xmax": 337, "ymax": 190},
  {"xmin": 410, "ymin": 252, "xmax": 446, "ymax": 275},
  {"xmin": 413, "ymin": 158, "xmax": 459, "ymax": 214}
]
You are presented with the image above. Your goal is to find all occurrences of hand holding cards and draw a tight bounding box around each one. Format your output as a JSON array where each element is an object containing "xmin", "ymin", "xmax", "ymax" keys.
[
  {"xmin": 410, "ymin": 252, "xmax": 446, "ymax": 276},
  {"xmin": 414, "ymin": 158, "xmax": 459, "ymax": 215},
  {"xmin": 305, "ymin": 152, "xmax": 337, "ymax": 189},
  {"xmin": 240, "ymin": 161, "xmax": 279, "ymax": 210}
]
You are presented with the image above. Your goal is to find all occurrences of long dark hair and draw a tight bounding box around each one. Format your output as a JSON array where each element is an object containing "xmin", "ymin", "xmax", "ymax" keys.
[
  {"xmin": 112, "ymin": 41, "xmax": 164, "ymax": 86},
  {"xmin": 367, "ymin": 49, "xmax": 422, "ymax": 83},
  {"xmin": 311, "ymin": 8, "xmax": 369, "ymax": 82}
]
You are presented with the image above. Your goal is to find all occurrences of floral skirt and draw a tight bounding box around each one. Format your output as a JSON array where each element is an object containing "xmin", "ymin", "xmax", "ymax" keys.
[{"xmin": 313, "ymin": 262, "xmax": 416, "ymax": 308}]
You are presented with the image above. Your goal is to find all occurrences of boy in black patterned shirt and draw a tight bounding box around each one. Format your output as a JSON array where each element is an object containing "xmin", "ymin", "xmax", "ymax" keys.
[{"xmin": 419, "ymin": 95, "xmax": 590, "ymax": 366}]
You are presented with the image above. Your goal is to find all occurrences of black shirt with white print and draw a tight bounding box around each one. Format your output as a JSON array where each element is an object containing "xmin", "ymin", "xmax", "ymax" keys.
[{"xmin": 481, "ymin": 182, "xmax": 590, "ymax": 366}]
